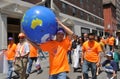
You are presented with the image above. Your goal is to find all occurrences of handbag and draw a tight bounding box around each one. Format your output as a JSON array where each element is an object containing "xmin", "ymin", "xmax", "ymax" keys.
[{"xmin": 35, "ymin": 57, "xmax": 41, "ymax": 70}]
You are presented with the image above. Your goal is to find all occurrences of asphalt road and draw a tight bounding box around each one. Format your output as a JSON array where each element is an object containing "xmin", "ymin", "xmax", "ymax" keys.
[
  {"xmin": 1, "ymin": 57, "xmax": 119, "ymax": 79},
  {"xmin": 0, "ymin": 47, "xmax": 120, "ymax": 79}
]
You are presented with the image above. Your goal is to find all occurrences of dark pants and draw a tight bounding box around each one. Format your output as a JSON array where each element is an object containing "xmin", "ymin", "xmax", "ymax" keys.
[
  {"xmin": 68, "ymin": 50, "xmax": 72, "ymax": 64},
  {"xmin": 82, "ymin": 60, "xmax": 97, "ymax": 79},
  {"xmin": 27, "ymin": 57, "xmax": 37, "ymax": 74},
  {"xmin": 109, "ymin": 45, "xmax": 113, "ymax": 51}
]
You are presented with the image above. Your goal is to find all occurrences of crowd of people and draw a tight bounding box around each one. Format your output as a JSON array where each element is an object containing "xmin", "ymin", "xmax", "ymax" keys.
[
  {"xmin": 69, "ymin": 32, "xmax": 120, "ymax": 79},
  {"xmin": 2, "ymin": 18, "xmax": 120, "ymax": 79}
]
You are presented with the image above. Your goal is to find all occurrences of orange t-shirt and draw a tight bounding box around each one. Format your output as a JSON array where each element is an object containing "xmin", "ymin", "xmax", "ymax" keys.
[
  {"xmin": 82, "ymin": 41, "xmax": 102, "ymax": 63},
  {"xmin": 40, "ymin": 37, "xmax": 71, "ymax": 75},
  {"xmin": 108, "ymin": 37, "xmax": 115, "ymax": 46},
  {"xmin": 5, "ymin": 43, "xmax": 16, "ymax": 60},
  {"xmin": 29, "ymin": 44, "xmax": 38, "ymax": 57}
]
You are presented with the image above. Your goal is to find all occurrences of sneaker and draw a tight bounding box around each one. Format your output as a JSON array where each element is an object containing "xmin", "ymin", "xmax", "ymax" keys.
[
  {"xmin": 26, "ymin": 74, "xmax": 29, "ymax": 78},
  {"xmin": 12, "ymin": 75, "xmax": 20, "ymax": 79},
  {"xmin": 37, "ymin": 69, "xmax": 43, "ymax": 74}
]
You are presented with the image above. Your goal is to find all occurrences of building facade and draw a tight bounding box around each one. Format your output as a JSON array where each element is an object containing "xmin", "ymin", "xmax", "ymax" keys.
[
  {"xmin": 53, "ymin": 0, "xmax": 104, "ymax": 36},
  {"xmin": 116, "ymin": 0, "xmax": 120, "ymax": 30},
  {"xmin": 0, "ymin": 0, "xmax": 34, "ymax": 73},
  {"xmin": 103, "ymin": 0, "xmax": 117, "ymax": 35},
  {"xmin": 0, "ymin": 0, "xmax": 104, "ymax": 73}
]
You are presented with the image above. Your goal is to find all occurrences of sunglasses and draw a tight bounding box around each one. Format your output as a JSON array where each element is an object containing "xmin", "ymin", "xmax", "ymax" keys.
[{"xmin": 19, "ymin": 36, "xmax": 25, "ymax": 39}]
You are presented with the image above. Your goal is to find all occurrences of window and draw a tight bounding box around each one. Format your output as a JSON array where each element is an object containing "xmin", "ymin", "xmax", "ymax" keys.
[
  {"xmin": 80, "ymin": 11, "xmax": 84, "ymax": 19},
  {"xmin": 94, "ymin": 17, "xmax": 97, "ymax": 23},
  {"xmin": 98, "ymin": 7, "xmax": 102, "ymax": 17},
  {"xmin": 86, "ymin": 0, "xmax": 89, "ymax": 3},
  {"xmin": 87, "ymin": 14, "xmax": 90, "ymax": 21},
  {"xmin": 72, "ymin": 7, "xmax": 76, "ymax": 16},
  {"xmin": 86, "ymin": 5, "xmax": 89, "ymax": 11},
  {"xmin": 80, "ymin": 0, "xmax": 83, "ymax": 4},
  {"xmin": 62, "ymin": 3, "xmax": 67, "ymax": 13},
  {"xmin": 81, "ymin": 27, "xmax": 90, "ymax": 36},
  {"xmin": 93, "ymin": 4, "xmax": 96, "ymax": 12},
  {"xmin": 92, "ymin": 29, "xmax": 97, "ymax": 35}
]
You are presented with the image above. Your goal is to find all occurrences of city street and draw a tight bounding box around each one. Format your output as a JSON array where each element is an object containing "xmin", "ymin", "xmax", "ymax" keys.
[
  {"xmin": 0, "ymin": 56, "xmax": 120, "ymax": 79},
  {"xmin": 0, "ymin": 0, "xmax": 120, "ymax": 79}
]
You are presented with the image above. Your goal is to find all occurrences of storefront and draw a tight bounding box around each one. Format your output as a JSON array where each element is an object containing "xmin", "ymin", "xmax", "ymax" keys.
[{"xmin": 0, "ymin": 0, "xmax": 33, "ymax": 73}]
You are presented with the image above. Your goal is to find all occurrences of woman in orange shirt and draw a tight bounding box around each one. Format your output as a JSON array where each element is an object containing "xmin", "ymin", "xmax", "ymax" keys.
[
  {"xmin": 27, "ymin": 43, "xmax": 43, "ymax": 75},
  {"xmin": 4, "ymin": 37, "xmax": 16, "ymax": 79}
]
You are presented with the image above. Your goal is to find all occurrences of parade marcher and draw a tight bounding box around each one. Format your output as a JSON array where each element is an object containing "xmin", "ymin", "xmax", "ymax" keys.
[
  {"xmin": 38, "ymin": 18, "xmax": 75, "ymax": 79},
  {"xmin": 108, "ymin": 35, "xmax": 115, "ymax": 51},
  {"xmin": 72, "ymin": 36, "xmax": 84, "ymax": 72},
  {"xmin": 3, "ymin": 37, "xmax": 16, "ymax": 79},
  {"xmin": 14, "ymin": 33, "xmax": 30, "ymax": 79},
  {"xmin": 115, "ymin": 36, "xmax": 119, "ymax": 49},
  {"xmin": 27, "ymin": 43, "xmax": 43, "ymax": 75},
  {"xmin": 102, "ymin": 52, "xmax": 117, "ymax": 79},
  {"xmin": 83, "ymin": 33, "xmax": 88, "ymax": 41},
  {"xmin": 113, "ymin": 51, "xmax": 120, "ymax": 71},
  {"xmin": 71, "ymin": 35, "xmax": 80, "ymax": 72},
  {"xmin": 101, "ymin": 37, "xmax": 107, "ymax": 50},
  {"xmin": 81, "ymin": 33, "xmax": 102, "ymax": 79}
]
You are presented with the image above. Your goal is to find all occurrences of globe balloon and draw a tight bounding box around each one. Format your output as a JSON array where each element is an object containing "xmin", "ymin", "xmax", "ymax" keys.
[{"xmin": 21, "ymin": 6, "xmax": 58, "ymax": 43}]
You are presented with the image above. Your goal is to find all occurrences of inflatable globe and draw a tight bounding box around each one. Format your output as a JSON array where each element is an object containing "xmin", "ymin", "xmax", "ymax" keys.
[{"xmin": 21, "ymin": 6, "xmax": 58, "ymax": 43}]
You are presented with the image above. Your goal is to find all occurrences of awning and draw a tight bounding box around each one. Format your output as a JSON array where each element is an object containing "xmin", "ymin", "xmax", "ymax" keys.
[{"xmin": 0, "ymin": 0, "xmax": 34, "ymax": 18}]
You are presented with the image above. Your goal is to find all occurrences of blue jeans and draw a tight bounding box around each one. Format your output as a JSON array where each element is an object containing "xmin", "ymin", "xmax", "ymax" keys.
[
  {"xmin": 7, "ymin": 60, "xmax": 13, "ymax": 79},
  {"xmin": 82, "ymin": 60, "xmax": 97, "ymax": 79},
  {"xmin": 27, "ymin": 57, "xmax": 37, "ymax": 74},
  {"xmin": 49, "ymin": 72, "xmax": 67, "ymax": 79}
]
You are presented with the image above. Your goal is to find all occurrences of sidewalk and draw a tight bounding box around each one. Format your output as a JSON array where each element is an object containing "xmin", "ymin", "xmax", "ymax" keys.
[{"xmin": 0, "ymin": 55, "xmax": 49, "ymax": 79}]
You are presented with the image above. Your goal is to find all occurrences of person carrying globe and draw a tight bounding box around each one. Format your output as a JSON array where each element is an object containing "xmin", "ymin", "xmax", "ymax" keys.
[
  {"xmin": 40, "ymin": 18, "xmax": 75, "ymax": 79},
  {"xmin": 29, "ymin": 18, "xmax": 75, "ymax": 79}
]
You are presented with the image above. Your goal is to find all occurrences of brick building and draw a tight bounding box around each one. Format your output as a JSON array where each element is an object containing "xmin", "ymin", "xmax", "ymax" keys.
[
  {"xmin": 103, "ymin": 0, "xmax": 117, "ymax": 35},
  {"xmin": 53, "ymin": 0, "xmax": 104, "ymax": 36},
  {"xmin": 116, "ymin": 0, "xmax": 120, "ymax": 30},
  {"xmin": 0, "ymin": 0, "xmax": 104, "ymax": 73},
  {"xmin": 22, "ymin": 0, "xmax": 104, "ymax": 36}
]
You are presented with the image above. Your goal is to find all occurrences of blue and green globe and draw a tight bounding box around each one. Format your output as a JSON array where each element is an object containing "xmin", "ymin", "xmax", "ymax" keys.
[{"xmin": 21, "ymin": 6, "xmax": 58, "ymax": 43}]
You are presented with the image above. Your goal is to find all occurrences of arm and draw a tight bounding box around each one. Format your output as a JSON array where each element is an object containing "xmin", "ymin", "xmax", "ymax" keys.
[
  {"xmin": 56, "ymin": 18, "xmax": 74, "ymax": 36},
  {"xmin": 111, "ymin": 71, "xmax": 117, "ymax": 79},
  {"xmin": 81, "ymin": 50, "xmax": 85, "ymax": 64},
  {"xmin": 96, "ymin": 52, "xmax": 101, "ymax": 67}
]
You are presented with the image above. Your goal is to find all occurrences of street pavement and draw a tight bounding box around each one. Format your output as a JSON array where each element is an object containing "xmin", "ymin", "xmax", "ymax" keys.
[
  {"xmin": 0, "ymin": 50, "xmax": 120, "ymax": 79},
  {"xmin": 0, "ymin": 57, "xmax": 120, "ymax": 79}
]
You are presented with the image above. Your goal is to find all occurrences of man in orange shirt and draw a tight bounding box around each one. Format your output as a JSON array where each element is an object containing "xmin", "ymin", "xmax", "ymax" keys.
[
  {"xmin": 108, "ymin": 35, "xmax": 115, "ymax": 51},
  {"xmin": 14, "ymin": 33, "xmax": 30, "ymax": 79},
  {"xmin": 4, "ymin": 37, "xmax": 16, "ymax": 79},
  {"xmin": 81, "ymin": 33, "xmax": 102, "ymax": 79},
  {"xmin": 39, "ymin": 19, "xmax": 75, "ymax": 79}
]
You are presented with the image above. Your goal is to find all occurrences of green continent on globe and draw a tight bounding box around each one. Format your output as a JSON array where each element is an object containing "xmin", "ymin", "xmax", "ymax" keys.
[{"xmin": 31, "ymin": 18, "xmax": 43, "ymax": 29}]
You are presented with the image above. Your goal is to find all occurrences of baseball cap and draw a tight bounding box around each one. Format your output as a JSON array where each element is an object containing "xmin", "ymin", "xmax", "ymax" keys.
[
  {"xmin": 18, "ymin": 33, "xmax": 25, "ymax": 38},
  {"xmin": 106, "ymin": 52, "xmax": 113, "ymax": 57},
  {"xmin": 8, "ymin": 37, "xmax": 13, "ymax": 40},
  {"xmin": 57, "ymin": 28, "xmax": 65, "ymax": 34}
]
